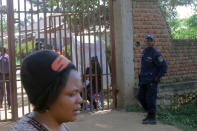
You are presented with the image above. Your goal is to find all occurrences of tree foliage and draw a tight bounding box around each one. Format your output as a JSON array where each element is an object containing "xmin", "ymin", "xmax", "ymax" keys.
[
  {"xmin": 169, "ymin": 14, "xmax": 197, "ymax": 39},
  {"xmin": 160, "ymin": 0, "xmax": 197, "ymax": 19},
  {"xmin": 160, "ymin": 0, "xmax": 197, "ymax": 39},
  {"xmin": 27, "ymin": 0, "xmax": 110, "ymax": 31}
]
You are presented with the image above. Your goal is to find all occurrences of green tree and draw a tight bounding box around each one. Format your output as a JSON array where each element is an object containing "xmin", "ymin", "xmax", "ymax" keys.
[
  {"xmin": 27, "ymin": 0, "xmax": 110, "ymax": 31},
  {"xmin": 160, "ymin": 0, "xmax": 197, "ymax": 20},
  {"xmin": 0, "ymin": 14, "xmax": 8, "ymax": 46},
  {"xmin": 170, "ymin": 14, "xmax": 197, "ymax": 39},
  {"xmin": 187, "ymin": 14, "xmax": 197, "ymax": 29},
  {"xmin": 159, "ymin": 0, "xmax": 197, "ymax": 39}
]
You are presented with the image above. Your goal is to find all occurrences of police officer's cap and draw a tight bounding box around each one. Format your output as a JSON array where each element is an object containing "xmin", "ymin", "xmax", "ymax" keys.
[{"xmin": 146, "ymin": 34, "xmax": 154, "ymax": 40}]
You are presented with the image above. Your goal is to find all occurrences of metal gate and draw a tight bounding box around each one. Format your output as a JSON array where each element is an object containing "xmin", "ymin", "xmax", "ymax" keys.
[{"xmin": 0, "ymin": 0, "xmax": 116, "ymax": 121}]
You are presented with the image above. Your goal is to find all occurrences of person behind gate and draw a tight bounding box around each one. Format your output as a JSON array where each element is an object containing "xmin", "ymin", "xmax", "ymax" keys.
[
  {"xmin": 138, "ymin": 34, "xmax": 168, "ymax": 124},
  {"xmin": 11, "ymin": 50, "xmax": 83, "ymax": 131},
  {"xmin": 0, "ymin": 47, "xmax": 10, "ymax": 109},
  {"xmin": 85, "ymin": 56, "xmax": 102, "ymax": 109}
]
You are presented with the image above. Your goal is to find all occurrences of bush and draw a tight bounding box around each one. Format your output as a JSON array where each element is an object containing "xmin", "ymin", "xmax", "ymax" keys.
[
  {"xmin": 15, "ymin": 41, "xmax": 36, "ymax": 65},
  {"xmin": 170, "ymin": 92, "xmax": 197, "ymax": 107},
  {"xmin": 15, "ymin": 41, "xmax": 72, "ymax": 65},
  {"xmin": 127, "ymin": 104, "xmax": 197, "ymax": 131}
]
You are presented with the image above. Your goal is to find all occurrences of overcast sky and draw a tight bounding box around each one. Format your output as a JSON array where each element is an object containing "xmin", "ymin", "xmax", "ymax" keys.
[{"xmin": 177, "ymin": 5, "xmax": 195, "ymax": 19}]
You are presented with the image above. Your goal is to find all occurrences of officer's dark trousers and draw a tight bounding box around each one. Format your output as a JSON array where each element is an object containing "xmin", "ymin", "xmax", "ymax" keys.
[
  {"xmin": 138, "ymin": 82, "xmax": 158, "ymax": 113},
  {"xmin": 0, "ymin": 73, "xmax": 10, "ymax": 106}
]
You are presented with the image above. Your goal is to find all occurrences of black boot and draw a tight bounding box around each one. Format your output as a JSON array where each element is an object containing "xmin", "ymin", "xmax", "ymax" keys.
[
  {"xmin": 142, "ymin": 112, "xmax": 157, "ymax": 125},
  {"xmin": 142, "ymin": 113, "xmax": 150, "ymax": 122}
]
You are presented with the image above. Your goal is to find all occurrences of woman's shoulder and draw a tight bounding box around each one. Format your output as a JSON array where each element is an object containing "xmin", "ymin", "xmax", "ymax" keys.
[
  {"xmin": 10, "ymin": 112, "xmax": 40, "ymax": 131},
  {"xmin": 61, "ymin": 123, "xmax": 70, "ymax": 131},
  {"xmin": 10, "ymin": 112, "xmax": 70, "ymax": 131}
]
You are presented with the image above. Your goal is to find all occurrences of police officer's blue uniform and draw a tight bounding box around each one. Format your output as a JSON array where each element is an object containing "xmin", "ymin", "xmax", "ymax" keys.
[{"xmin": 138, "ymin": 35, "xmax": 168, "ymax": 124}]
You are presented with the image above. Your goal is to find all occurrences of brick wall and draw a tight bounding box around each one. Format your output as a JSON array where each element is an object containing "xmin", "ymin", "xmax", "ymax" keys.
[
  {"xmin": 132, "ymin": 0, "xmax": 197, "ymax": 105},
  {"xmin": 132, "ymin": 0, "xmax": 172, "ymax": 82},
  {"xmin": 158, "ymin": 40, "xmax": 197, "ymax": 105},
  {"xmin": 168, "ymin": 40, "xmax": 197, "ymax": 83}
]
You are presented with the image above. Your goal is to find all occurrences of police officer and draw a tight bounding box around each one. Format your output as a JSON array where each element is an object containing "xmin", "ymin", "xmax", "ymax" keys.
[{"xmin": 138, "ymin": 34, "xmax": 168, "ymax": 124}]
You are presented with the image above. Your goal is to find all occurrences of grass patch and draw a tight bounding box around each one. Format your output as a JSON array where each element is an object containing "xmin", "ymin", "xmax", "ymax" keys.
[
  {"xmin": 127, "ymin": 104, "xmax": 197, "ymax": 131},
  {"xmin": 157, "ymin": 104, "xmax": 197, "ymax": 131},
  {"xmin": 126, "ymin": 107, "xmax": 144, "ymax": 112}
]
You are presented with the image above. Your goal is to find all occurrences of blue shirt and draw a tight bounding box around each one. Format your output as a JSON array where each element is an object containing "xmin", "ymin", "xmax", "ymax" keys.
[
  {"xmin": 0, "ymin": 53, "xmax": 9, "ymax": 74},
  {"xmin": 140, "ymin": 47, "xmax": 168, "ymax": 84}
]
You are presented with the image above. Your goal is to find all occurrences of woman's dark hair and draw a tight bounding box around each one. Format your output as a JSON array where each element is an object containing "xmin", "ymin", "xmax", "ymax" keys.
[
  {"xmin": 21, "ymin": 50, "xmax": 76, "ymax": 113},
  {"xmin": 0, "ymin": 47, "xmax": 6, "ymax": 53}
]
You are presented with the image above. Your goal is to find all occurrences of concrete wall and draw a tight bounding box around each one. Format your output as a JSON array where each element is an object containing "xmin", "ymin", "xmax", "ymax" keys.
[{"xmin": 113, "ymin": 0, "xmax": 136, "ymax": 108}]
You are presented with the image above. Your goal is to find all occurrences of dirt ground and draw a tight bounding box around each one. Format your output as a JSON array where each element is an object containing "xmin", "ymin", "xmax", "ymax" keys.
[{"xmin": 0, "ymin": 110, "xmax": 181, "ymax": 131}]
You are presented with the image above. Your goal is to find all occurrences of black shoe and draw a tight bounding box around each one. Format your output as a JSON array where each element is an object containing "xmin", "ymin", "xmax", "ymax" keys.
[
  {"xmin": 142, "ymin": 118, "xmax": 157, "ymax": 125},
  {"xmin": 142, "ymin": 112, "xmax": 157, "ymax": 125},
  {"xmin": 143, "ymin": 117, "xmax": 148, "ymax": 122},
  {"xmin": 142, "ymin": 114, "xmax": 149, "ymax": 122}
]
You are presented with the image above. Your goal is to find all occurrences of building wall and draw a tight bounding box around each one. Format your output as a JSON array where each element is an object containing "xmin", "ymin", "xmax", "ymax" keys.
[
  {"xmin": 132, "ymin": 0, "xmax": 171, "ymax": 82},
  {"xmin": 112, "ymin": 0, "xmax": 197, "ymax": 108},
  {"xmin": 132, "ymin": 0, "xmax": 197, "ymax": 105},
  {"xmin": 158, "ymin": 40, "xmax": 197, "ymax": 105}
]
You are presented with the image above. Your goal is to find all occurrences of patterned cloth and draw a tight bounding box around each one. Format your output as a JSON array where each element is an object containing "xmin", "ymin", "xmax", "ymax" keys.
[{"xmin": 10, "ymin": 112, "xmax": 69, "ymax": 131}]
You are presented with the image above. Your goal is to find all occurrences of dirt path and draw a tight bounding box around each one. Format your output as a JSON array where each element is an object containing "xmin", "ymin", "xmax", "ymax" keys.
[
  {"xmin": 68, "ymin": 110, "xmax": 181, "ymax": 131},
  {"xmin": 1, "ymin": 110, "xmax": 181, "ymax": 131}
]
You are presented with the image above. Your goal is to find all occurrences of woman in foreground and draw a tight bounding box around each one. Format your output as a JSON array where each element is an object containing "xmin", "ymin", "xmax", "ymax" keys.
[{"xmin": 11, "ymin": 50, "xmax": 83, "ymax": 131}]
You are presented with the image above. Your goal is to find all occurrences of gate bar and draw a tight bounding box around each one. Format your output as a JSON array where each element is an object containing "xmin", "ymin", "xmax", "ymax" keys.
[
  {"xmin": 7, "ymin": 0, "xmax": 18, "ymax": 120},
  {"xmin": 109, "ymin": 0, "xmax": 117, "ymax": 108}
]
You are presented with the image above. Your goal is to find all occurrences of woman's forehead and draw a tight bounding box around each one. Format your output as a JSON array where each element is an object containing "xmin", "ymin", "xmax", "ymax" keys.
[
  {"xmin": 69, "ymin": 70, "xmax": 81, "ymax": 81},
  {"xmin": 66, "ymin": 70, "xmax": 82, "ymax": 88}
]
